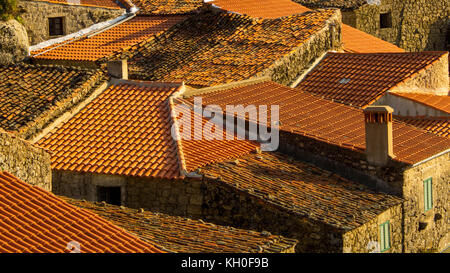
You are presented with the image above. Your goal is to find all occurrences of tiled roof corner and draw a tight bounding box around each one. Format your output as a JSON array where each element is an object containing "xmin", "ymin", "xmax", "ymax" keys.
[{"xmin": 0, "ymin": 171, "xmax": 163, "ymax": 253}]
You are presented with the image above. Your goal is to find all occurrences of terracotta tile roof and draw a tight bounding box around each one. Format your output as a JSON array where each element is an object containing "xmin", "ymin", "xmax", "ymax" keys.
[
  {"xmin": 29, "ymin": 0, "xmax": 129, "ymax": 9},
  {"xmin": 210, "ymin": 0, "xmax": 310, "ymax": 18},
  {"xmin": 0, "ymin": 64, "xmax": 105, "ymax": 136},
  {"xmin": 210, "ymin": 0, "xmax": 403, "ymax": 53},
  {"xmin": 396, "ymin": 116, "xmax": 450, "ymax": 138},
  {"xmin": 198, "ymin": 152, "xmax": 403, "ymax": 231},
  {"xmin": 125, "ymin": 10, "xmax": 337, "ymax": 87},
  {"xmin": 31, "ymin": 15, "xmax": 186, "ymax": 62},
  {"xmin": 63, "ymin": 197, "xmax": 298, "ymax": 253},
  {"xmin": 389, "ymin": 92, "xmax": 450, "ymax": 115},
  {"xmin": 0, "ymin": 171, "xmax": 163, "ymax": 253},
  {"xmin": 133, "ymin": 0, "xmax": 204, "ymax": 15},
  {"xmin": 37, "ymin": 82, "xmax": 257, "ymax": 179},
  {"xmin": 296, "ymin": 52, "xmax": 447, "ymax": 108},
  {"xmin": 342, "ymin": 24, "xmax": 405, "ymax": 53},
  {"xmin": 187, "ymin": 80, "xmax": 450, "ymax": 164}
]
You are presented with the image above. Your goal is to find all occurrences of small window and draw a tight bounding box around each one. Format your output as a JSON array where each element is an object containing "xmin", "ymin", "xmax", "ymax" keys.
[
  {"xmin": 97, "ymin": 186, "xmax": 121, "ymax": 206},
  {"xmin": 380, "ymin": 12, "xmax": 392, "ymax": 29},
  {"xmin": 379, "ymin": 221, "xmax": 391, "ymax": 252},
  {"xmin": 423, "ymin": 178, "xmax": 433, "ymax": 212},
  {"xmin": 49, "ymin": 17, "xmax": 64, "ymax": 36}
]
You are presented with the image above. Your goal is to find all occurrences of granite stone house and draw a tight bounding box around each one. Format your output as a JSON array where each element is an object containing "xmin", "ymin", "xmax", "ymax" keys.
[
  {"xmin": 0, "ymin": 0, "xmax": 448, "ymax": 254},
  {"xmin": 294, "ymin": 0, "xmax": 450, "ymax": 52}
]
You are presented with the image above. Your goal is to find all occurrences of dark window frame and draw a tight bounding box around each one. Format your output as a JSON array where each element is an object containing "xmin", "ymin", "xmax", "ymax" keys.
[
  {"xmin": 379, "ymin": 12, "xmax": 392, "ymax": 29},
  {"xmin": 48, "ymin": 17, "xmax": 65, "ymax": 36},
  {"xmin": 97, "ymin": 186, "xmax": 122, "ymax": 206}
]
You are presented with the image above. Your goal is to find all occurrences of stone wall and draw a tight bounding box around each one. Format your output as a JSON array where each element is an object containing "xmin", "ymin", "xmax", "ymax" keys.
[
  {"xmin": 390, "ymin": 53, "xmax": 449, "ymax": 95},
  {"xmin": 18, "ymin": 0, "xmax": 124, "ymax": 45},
  {"xmin": 344, "ymin": 0, "xmax": 449, "ymax": 52},
  {"xmin": 343, "ymin": 204, "xmax": 403, "ymax": 253},
  {"xmin": 0, "ymin": 130, "xmax": 51, "ymax": 190},
  {"xmin": 260, "ymin": 9, "xmax": 342, "ymax": 86},
  {"xmin": 402, "ymin": 153, "xmax": 449, "ymax": 253},
  {"xmin": 0, "ymin": 19, "xmax": 29, "ymax": 65}
]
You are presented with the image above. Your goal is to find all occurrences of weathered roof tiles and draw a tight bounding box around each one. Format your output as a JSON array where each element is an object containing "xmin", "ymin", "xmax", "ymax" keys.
[
  {"xmin": 64, "ymin": 197, "xmax": 298, "ymax": 253},
  {"xmin": 198, "ymin": 152, "xmax": 403, "ymax": 231},
  {"xmin": 37, "ymin": 81, "xmax": 257, "ymax": 179}
]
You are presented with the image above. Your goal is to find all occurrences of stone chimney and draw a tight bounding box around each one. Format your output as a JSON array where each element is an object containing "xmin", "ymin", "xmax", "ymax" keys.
[
  {"xmin": 363, "ymin": 106, "xmax": 395, "ymax": 166},
  {"xmin": 107, "ymin": 59, "xmax": 128, "ymax": 79}
]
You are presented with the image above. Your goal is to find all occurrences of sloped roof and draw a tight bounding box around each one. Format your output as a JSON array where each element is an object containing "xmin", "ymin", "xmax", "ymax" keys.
[
  {"xmin": 125, "ymin": 9, "xmax": 337, "ymax": 87},
  {"xmin": 37, "ymin": 81, "xmax": 257, "ymax": 179},
  {"xmin": 208, "ymin": 0, "xmax": 404, "ymax": 53},
  {"xmin": 63, "ymin": 197, "xmax": 298, "ymax": 253},
  {"xmin": 296, "ymin": 52, "xmax": 448, "ymax": 108},
  {"xmin": 0, "ymin": 171, "xmax": 162, "ymax": 253},
  {"xmin": 342, "ymin": 24, "xmax": 404, "ymax": 53},
  {"xmin": 397, "ymin": 117, "xmax": 450, "ymax": 138},
  {"xmin": 0, "ymin": 64, "xmax": 105, "ymax": 136},
  {"xmin": 133, "ymin": 0, "xmax": 204, "ymax": 15},
  {"xmin": 185, "ymin": 80, "xmax": 450, "ymax": 165},
  {"xmin": 210, "ymin": 0, "xmax": 310, "ymax": 18},
  {"xmin": 31, "ymin": 15, "xmax": 186, "ymax": 62},
  {"xmin": 390, "ymin": 92, "xmax": 450, "ymax": 115},
  {"xmin": 199, "ymin": 152, "xmax": 403, "ymax": 231}
]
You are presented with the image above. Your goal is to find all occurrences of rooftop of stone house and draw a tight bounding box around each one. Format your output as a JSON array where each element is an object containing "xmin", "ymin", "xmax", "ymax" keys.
[
  {"xmin": 197, "ymin": 152, "xmax": 403, "ymax": 231},
  {"xmin": 396, "ymin": 116, "xmax": 449, "ymax": 139},
  {"xmin": 183, "ymin": 80, "xmax": 450, "ymax": 165},
  {"xmin": 293, "ymin": 0, "xmax": 368, "ymax": 11},
  {"xmin": 115, "ymin": 9, "xmax": 338, "ymax": 87},
  {"xmin": 133, "ymin": 0, "xmax": 205, "ymax": 15},
  {"xmin": 209, "ymin": 0, "xmax": 404, "ymax": 53},
  {"xmin": 0, "ymin": 171, "xmax": 163, "ymax": 253},
  {"xmin": 27, "ymin": 0, "xmax": 132, "ymax": 9},
  {"xmin": 37, "ymin": 81, "xmax": 257, "ymax": 179},
  {"xmin": 31, "ymin": 15, "xmax": 187, "ymax": 62},
  {"xmin": 62, "ymin": 197, "xmax": 298, "ymax": 253},
  {"xmin": 296, "ymin": 52, "xmax": 448, "ymax": 108},
  {"xmin": 389, "ymin": 92, "xmax": 450, "ymax": 115},
  {"xmin": 0, "ymin": 64, "xmax": 106, "ymax": 138}
]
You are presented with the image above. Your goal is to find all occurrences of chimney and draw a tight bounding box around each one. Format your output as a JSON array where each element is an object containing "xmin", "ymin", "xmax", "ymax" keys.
[
  {"xmin": 363, "ymin": 106, "xmax": 395, "ymax": 166},
  {"xmin": 107, "ymin": 59, "xmax": 128, "ymax": 79}
]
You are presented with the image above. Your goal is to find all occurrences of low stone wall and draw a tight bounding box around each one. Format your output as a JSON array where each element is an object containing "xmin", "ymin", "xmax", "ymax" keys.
[
  {"xmin": 343, "ymin": 204, "xmax": 403, "ymax": 253},
  {"xmin": 260, "ymin": 9, "xmax": 342, "ymax": 86},
  {"xmin": 346, "ymin": 0, "xmax": 449, "ymax": 52},
  {"xmin": 18, "ymin": 0, "xmax": 124, "ymax": 45},
  {"xmin": 0, "ymin": 130, "xmax": 51, "ymax": 190},
  {"xmin": 402, "ymin": 153, "xmax": 449, "ymax": 253}
]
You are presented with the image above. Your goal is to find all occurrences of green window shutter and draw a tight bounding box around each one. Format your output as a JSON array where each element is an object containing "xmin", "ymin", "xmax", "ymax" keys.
[
  {"xmin": 379, "ymin": 221, "xmax": 391, "ymax": 252},
  {"xmin": 424, "ymin": 178, "xmax": 433, "ymax": 212}
]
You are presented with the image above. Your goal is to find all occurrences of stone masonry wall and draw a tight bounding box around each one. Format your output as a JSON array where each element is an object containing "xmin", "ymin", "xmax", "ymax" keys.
[
  {"xmin": 0, "ymin": 130, "xmax": 51, "ymax": 190},
  {"xmin": 343, "ymin": 204, "xmax": 403, "ymax": 253},
  {"xmin": 260, "ymin": 9, "xmax": 342, "ymax": 86},
  {"xmin": 402, "ymin": 153, "xmax": 449, "ymax": 253},
  {"xmin": 18, "ymin": 0, "xmax": 124, "ymax": 45},
  {"xmin": 346, "ymin": 0, "xmax": 449, "ymax": 52}
]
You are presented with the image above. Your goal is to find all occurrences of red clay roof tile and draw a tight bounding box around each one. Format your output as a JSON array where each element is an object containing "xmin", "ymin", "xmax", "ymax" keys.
[
  {"xmin": 31, "ymin": 15, "xmax": 186, "ymax": 62},
  {"xmin": 0, "ymin": 171, "xmax": 163, "ymax": 253},
  {"xmin": 29, "ymin": 0, "xmax": 129, "ymax": 9},
  {"xmin": 396, "ymin": 116, "xmax": 450, "ymax": 138},
  {"xmin": 133, "ymin": 0, "xmax": 204, "ymax": 15},
  {"xmin": 188, "ymin": 80, "xmax": 450, "ymax": 165},
  {"xmin": 38, "ymin": 82, "xmax": 257, "ymax": 178},
  {"xmin": 296, "ymin": 52, "xmax": 447, "ymax": 108}
]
